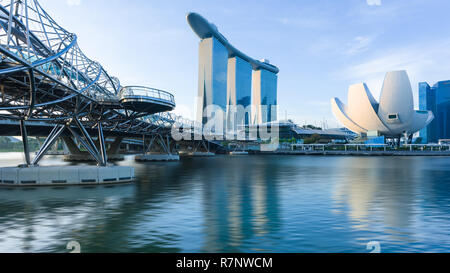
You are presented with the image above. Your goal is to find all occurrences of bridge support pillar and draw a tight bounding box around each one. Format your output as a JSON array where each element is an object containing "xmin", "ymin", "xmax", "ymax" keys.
[
  {"xmin": 98, "ymin": 123, "xmax": 107, "ymax": 166},
  {"xmin": 178, "ymin": 139, "xmax": 215, "ymax": 157},
  {"xmin": 71, "ymin": 118, "xmax": 104, "ymax": 166},
  {"xmin": 18, "ymin": 121, "xmax": 68, "ymax": 167},
  {"xmin": 19, "ymin": 120, "xmax": 31, "ymax": 166},
  {"xmin": 62, "ymin": 135, "xmax": 125, "ymax": 163},
  {"xmin": 32, "ymin": 125, "xmax": 66, "ymax": 166},
  {"xmin": 62, "ymin": 137, "xmax": 82, "ymax": 155},
  {"xmin": 108, "ymin": 137, "xmax": 123, "ymax": 155},
  {"xmin": 135, "ymin": 134, "xmax": 180, "ymax": 162}
]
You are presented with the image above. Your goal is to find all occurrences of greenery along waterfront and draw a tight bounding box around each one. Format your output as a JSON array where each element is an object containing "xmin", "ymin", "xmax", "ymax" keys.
[{"xmin": 0, "ymin": 136, "xmax": 40, "ymax": 152}]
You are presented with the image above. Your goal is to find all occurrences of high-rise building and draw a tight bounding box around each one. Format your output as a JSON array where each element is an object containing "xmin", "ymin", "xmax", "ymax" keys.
[
  {"xmin": 226, "ymin": 56, "xmax": 252, "ymax": 130},
  {"xmin": 187, "ymin": 12, "xmax": 279, "ymax": 129},
  {"xmin": 252, "ymin": 65, "xmax": 278, "ymax": 124},
  {"xmin": 196, "ymin": 37, "xmax": 228, "ymax": 125},
  {"xmin": 419, "ymin": 80, "xmax": 450, "ymax": 143},
  {"xmin": 418, "ymin": 82, "xmax": 437, "ymax": 143}
]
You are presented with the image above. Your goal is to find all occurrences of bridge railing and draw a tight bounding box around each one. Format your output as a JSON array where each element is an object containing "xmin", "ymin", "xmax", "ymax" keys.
[{"xmin": 119, "ymin": 86, "xmax": 175, "ymax": 105}]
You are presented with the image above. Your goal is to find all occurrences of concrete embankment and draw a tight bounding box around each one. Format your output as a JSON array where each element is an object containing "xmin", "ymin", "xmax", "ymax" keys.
[
  {"xmin": 0, "ymin": 165, "xmax": 135, "ymax": 187},
  {"xmin": 135, "ymin": 153, "xmax": 180, "ymax": 162}
]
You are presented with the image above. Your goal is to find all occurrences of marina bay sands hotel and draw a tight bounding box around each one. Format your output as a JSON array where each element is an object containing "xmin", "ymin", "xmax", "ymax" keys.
[{"xmin": 187, "ymin": 12, "xmax": 279, "ymax": 128}]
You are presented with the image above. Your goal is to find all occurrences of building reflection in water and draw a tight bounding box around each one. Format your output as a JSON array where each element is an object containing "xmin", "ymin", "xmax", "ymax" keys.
[
  {"xmin": 2, "ymin": 153, "xmax": 450, "ymax": 252},
  {"xmin": 332, "ymin": 157, "xmax": 421, "ymax": 240},
  {"xmin": 201, "ymin": 157, "xmax": 280, "ymax": 252}
]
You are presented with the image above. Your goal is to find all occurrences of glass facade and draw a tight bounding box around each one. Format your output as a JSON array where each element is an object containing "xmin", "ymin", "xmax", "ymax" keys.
[
  {"xmin": 419, "ymin": 80, "xmax": 450, "ymax": 143},
  {"xmin": 189, "ymin": 12, "xmax": 279, "ymax": 131},
  {"xmin": 252, "ymin": 69, "xmax": 278, "ymax": 124},
  {"xmin": 226, "ymin": 56, "xmax": 252, "ymax": 130},
  {"xmin": 197, "ymin": 37, "xmax": 228, "ymax": 125},
  {"xmin": 195, "ymin": 37, "xmax": 278, "ymax": 129},
  {"xmin": 419, "ymin": 82, "xmax": 436, "ymax": 143}
]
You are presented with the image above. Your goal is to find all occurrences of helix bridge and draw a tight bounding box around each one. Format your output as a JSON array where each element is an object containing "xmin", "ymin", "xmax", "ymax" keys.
[
  {"xmin": 0, "ymin": 0, "xmax": 197, "ymax": 162},
  {"xmin": 0, "ymin": 0, "xmax": 205, "ymax": 185}
]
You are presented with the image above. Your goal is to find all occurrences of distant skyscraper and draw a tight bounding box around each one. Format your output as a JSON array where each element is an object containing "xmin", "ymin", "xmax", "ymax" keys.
[
  {"xmin": 419, "ymin": 80, "xmax": 450, "ymax": 143},
  {"xmin": 196, "ymin": 37, "xmax": 228, "ymax": 125},
  {"xmin": 227, "ymin": 56, "xmax": 252, "ymax": 129},
  {"xmin": 252, "ymin": 67, "xmax": 278, "ymax": 124},
  {"xmin": 419, "ymin": 82, "xmax": 437, "ymax": 143}
]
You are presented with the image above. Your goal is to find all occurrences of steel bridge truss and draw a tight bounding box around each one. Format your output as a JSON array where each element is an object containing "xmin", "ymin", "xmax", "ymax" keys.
[{"xmin": 0, "ymin": 0, "xmax": 191, "ymax": 166}]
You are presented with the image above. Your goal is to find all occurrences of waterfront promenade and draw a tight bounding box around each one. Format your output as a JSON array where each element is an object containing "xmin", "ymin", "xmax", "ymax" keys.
[
  {"xmin": 253, "ymin": 143, "xmax": 450, "ymax": 156},
  {"xmin": 255, "ymin": 150, "xmax": 450, "ymax": 156}
]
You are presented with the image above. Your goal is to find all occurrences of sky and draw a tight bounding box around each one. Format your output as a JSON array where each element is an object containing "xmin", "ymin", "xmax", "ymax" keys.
[{"xmin": 39, "ymin": 0, "xmax": 450, "ymax": 128}]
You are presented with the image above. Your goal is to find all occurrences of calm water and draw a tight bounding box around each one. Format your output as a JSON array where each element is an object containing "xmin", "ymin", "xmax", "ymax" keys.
[{"xmin": 0, "ymin": 153, "xmax": 450, "ymax": 253}]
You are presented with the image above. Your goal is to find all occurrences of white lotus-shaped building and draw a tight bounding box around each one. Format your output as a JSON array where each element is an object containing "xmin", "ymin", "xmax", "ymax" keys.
[{"xmin": 331, "ymin": 71, "xmax": 434, "ymax": 137}]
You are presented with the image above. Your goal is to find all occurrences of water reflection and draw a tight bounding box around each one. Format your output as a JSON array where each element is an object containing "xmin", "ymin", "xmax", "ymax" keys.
[
  {"xmin": 332, "ymin": 157, "xmax": 419, "ymax": 231},
  {"xmin": 199, "ymin": 157, "xmax": 280, "ymax": 252},
  {"xmin": 332, "ymin": 157, "xmax": 450, "ymax": 251},
  {"xmin": 0, "ymin": 185, "xmax": 134, "ymax": 252},
  {"xmin": 0, "ymin": 153, "xmax": 450, "ymax": 252}
]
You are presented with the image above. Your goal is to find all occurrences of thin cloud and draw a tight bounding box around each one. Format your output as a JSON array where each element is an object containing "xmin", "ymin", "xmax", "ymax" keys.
[
  {"xmin": 276, "ymin": 16, "xmax": 329, "ymax": 29},
  {"xmin": 337, "ymin": 39, "xmax": 450, "ymax": 105},
  {"xmin": 66, "ymin": 0, "xmax": 81, "ymax": 6},
  {"xmin": 346, "ymin": 36, "xmax": 375, "ymax": 55},
  {"xmin": 366, "ymin": 0, "xmax": 382, "ymax": 6},
  {"xmin": 307, "ymin": 35, "xmax": 376, "ymax": 56}
]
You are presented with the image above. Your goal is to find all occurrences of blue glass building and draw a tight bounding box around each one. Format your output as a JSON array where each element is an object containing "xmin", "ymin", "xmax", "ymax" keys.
[
  {"xmin": 419, "ymin": 80, "xmax": 450, "ymax": 143},
  {"xmin": 227, "ymin": 56, "xmax": 252, "ymax": 129},
  {"xmin": 196, "ymin": 37, "xmax": 228, "ymax": 125},
  {"xmin": 252, "ymin": 67, "xmax": 278, "ymax": 124},
  {"xmin": 187, "ymin": 12, "xmax": 279, "ymax": 128}
]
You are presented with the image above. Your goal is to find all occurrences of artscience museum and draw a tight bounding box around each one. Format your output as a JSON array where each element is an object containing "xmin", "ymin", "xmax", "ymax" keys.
[{"xmin": 331, "ymin": 71, "xmax": 434, "ymax": 141}]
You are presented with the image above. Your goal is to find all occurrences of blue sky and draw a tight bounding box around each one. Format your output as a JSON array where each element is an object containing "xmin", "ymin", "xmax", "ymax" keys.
[{"xmin": 43, "ymin": 0, "xmax": 450, "ymax": 128}]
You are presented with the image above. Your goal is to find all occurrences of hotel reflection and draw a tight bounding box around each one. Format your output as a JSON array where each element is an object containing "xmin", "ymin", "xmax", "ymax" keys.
[
  {"xmin": 187, "ymin": 12, "xmax": 279, "ymax": 130},
  {"xmin": 200, "ymin": 158, "xmax": 280, "ymax": 251}
]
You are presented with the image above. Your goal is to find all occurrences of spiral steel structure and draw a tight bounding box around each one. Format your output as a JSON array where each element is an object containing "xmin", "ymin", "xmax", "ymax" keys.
[
  {"xmin": 0, "ymin": 0, "xmax": 192, "ymax": 166},
  {"xmin": 0, "ymin": 0, "xmax": 179, "ymax": 130}
]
